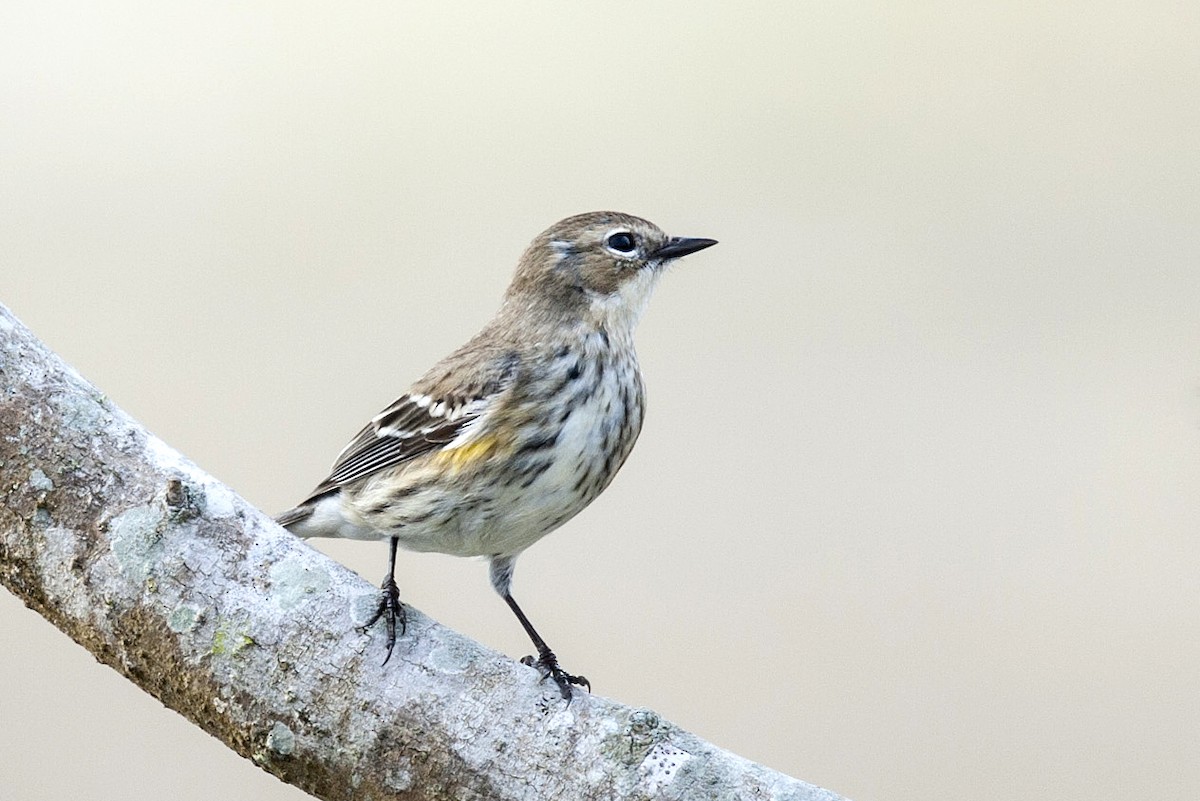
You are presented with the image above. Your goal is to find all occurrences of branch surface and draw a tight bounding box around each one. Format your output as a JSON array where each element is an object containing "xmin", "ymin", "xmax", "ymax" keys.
[{"xmin": 0, "ymin": 303, "xmax": 844, "ymax": 801}]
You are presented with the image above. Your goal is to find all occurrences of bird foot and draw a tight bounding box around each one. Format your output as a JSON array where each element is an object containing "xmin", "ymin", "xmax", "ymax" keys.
[
  {"xmin": 521, "ymin": 650, "xmax": 590, "ymax": 700},
  {"xmin": 363, "ymin": 574, "xmax": 406, "ymax": 665}
]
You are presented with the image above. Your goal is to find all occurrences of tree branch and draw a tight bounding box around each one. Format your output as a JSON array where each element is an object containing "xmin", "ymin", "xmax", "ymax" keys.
[{"xmin": 0, "ymin": 302, "xmax": 844, "ymax": 801}]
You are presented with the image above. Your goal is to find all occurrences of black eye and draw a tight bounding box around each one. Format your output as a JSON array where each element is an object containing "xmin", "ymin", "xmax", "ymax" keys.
[{"xmin": 606, "ymin": 232, "xmax": 636, "ymax": 253}]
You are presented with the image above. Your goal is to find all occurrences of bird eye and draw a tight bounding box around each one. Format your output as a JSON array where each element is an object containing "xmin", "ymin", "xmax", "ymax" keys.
[{"xmin": 605, "ymin": 232, "xmax": 637, "ymax": 254}]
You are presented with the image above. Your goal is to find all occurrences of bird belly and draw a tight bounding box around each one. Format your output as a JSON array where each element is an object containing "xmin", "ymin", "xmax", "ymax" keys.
[{"xmin": 345, "ymin": 360, "xmax": 643, "ymax": 559}]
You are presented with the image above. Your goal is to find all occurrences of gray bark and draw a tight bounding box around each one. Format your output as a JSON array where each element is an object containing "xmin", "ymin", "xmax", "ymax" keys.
[{"xmin": 0, "ymin": 302, "xmax": 844, "ymax": 801}]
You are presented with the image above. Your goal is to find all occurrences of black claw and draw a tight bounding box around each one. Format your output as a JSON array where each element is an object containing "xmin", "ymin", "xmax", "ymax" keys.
[
  {"xmin": 523, "ymin": 650, "xmax": 590, "ymax": 701},
  {"xmin": 363, "ymin": 574, "xmax": 405, "ymax": 665}
]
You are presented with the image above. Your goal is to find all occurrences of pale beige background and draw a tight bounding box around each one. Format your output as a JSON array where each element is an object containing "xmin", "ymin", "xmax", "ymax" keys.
[{"xmin": 2, "ymin": 2, "xmax": 1198, "ymax": 800}]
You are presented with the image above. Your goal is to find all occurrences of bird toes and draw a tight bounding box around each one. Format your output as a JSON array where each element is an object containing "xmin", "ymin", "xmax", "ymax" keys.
[
  {"xmin": 521, "ymin": 651, "xmax": 590, "ymax": 701},
  {"xmin": 363, "ymin": 575, "xmax": 406, "ymax": 665}
]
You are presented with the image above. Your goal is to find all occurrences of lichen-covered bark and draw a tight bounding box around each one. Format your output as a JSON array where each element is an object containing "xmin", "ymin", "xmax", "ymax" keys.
[{"xmin": 0, "ymin": 302, "xmax": 845, "ymax": 801}]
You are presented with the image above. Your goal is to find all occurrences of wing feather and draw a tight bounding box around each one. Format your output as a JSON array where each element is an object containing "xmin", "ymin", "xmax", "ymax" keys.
[
  {"xmin": 298, "ymin": 351, "xmax": 520, "ymax": 502},
  {"xmin": 328, "ymin": 400, "xmax": 483, "ymax": 483}
]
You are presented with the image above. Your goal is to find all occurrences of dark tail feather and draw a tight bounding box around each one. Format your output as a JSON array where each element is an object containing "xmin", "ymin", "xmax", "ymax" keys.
[{"xmin": 275, "ymin": 504, "xmax": 313, "ymax": 528}]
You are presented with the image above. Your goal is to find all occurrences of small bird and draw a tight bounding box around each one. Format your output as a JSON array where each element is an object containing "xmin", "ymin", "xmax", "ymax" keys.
[{"xmin": 277, "ymin": 211, "xmax": 716, "ymax": 698}]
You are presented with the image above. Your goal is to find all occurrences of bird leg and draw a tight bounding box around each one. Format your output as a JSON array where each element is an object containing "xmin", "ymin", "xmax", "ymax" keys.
[
  {"xmin": 503, "ymin": 591, "xmax": 590, "ymax": 700},
  {"xmin": 363, "ymin": 536, "xmax": 406, "ymax": 664}
]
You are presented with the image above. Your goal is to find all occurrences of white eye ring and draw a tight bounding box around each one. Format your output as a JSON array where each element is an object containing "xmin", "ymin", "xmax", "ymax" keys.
[{"xmin": 604, "ymin": 229, "xmax": 638, "ymax": 255}]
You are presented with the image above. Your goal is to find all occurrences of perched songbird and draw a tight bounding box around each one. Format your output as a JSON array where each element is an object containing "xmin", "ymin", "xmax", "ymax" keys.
[{"xmin": 277, "ymin": 211, "xmax": 717, "ymax": 698}]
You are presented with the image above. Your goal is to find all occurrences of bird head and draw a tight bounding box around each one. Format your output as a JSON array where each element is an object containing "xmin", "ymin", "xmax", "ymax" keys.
[{"xmin": 504, "ymin": 211, "xmax": 717, "ymax": 336}]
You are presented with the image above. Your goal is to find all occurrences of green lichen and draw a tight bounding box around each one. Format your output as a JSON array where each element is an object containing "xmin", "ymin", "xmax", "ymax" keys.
[
  {"xmin": 212, "ymin": 623, "xmax": 255, "ymax": 656},
  {"xmin": 601, "ymin": 707, "xmax": 668, "ymax": 766},
  {"xmin": 168, "ymin": 603, "xmax": 203, "ymax": 633},
  {"xmin": 265, "ymin": 721, "xmax": 296, "ymax": 756},
  {"xmin": 108, "ymin": 504, "xmax": 165, "ymax": 582},
  {"xmin": 268, "ymin": 555, "xmax": 331, "ymax": 610}
]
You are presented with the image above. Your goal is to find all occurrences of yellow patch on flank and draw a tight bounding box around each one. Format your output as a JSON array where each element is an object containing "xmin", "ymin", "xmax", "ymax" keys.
[{"xmin": 434, "ymin": 434, "xmax": 501, "ymax": 472}]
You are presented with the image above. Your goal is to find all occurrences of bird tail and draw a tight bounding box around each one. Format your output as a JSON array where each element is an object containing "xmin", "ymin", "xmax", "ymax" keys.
[
  {"xmin": 276, "ymin": 492, "xmax": 376, "ymax": 540},
  {"xmin": 275, "ymin": 504, "xmax": 313, "ymax": 529}
]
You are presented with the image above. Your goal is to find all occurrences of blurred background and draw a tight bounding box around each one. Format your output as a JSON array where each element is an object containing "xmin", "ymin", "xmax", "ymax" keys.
[{"xmin": 2, "ymin": 2, "xmax": 1198, "ymax": 800}]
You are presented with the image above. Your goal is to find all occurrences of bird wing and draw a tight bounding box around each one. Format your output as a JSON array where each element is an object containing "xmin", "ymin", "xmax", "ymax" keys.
[{"xmin": 299, "ymin": 350, "xmax": 520, "ymax": 501}]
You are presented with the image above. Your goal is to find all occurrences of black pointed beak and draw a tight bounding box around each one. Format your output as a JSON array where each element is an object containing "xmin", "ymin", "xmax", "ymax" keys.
[{"xmin": 654, "ymin": 236, "xmax": 718, "ymax": 260}]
